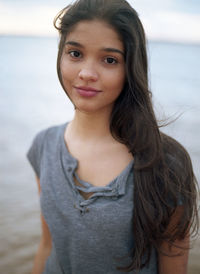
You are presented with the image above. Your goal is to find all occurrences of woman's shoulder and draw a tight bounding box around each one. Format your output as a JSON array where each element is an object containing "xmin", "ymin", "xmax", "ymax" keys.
[
  {"xmin": 160, "ymin": 132, "xmax": 193, "ymax": 178},
  {"xmin": 32, "ymin": 122, "xmax": 67, "ymax": 145},
  {"xmin": 27, "ymin": 122, "xmax": 68, "ymax": 176},
  {"xmin": 28, "ymin": 122, "xmax": 67, "ymax": 159}
]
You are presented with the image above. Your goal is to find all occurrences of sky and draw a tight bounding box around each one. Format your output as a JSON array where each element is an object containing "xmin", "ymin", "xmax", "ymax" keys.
[{"xmin": 0, "ymin": 0, "xmax": 200, "ymax": 43}]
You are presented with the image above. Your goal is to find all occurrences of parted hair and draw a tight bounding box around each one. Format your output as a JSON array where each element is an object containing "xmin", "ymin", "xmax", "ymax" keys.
[{"xmin": 54, "ymin": 0, "xmax": 199, "ymax": 271}]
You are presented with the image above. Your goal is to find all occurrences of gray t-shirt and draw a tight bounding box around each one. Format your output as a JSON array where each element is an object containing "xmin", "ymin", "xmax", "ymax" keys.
[{"xmin": 27, "ymin": 122, "xmax": 158, "ymax": 274}]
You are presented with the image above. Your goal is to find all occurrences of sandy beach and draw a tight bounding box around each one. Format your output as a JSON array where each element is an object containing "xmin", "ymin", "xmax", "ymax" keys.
[{"xmin": 188, "ymin": 237, "xmax": 200, "ymax": 274}]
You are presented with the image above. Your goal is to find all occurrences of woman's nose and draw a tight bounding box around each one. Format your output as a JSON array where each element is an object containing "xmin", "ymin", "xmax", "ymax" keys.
[{"xmin": 78, "ymin": 67, "xmax": 98, "ymax": 82}]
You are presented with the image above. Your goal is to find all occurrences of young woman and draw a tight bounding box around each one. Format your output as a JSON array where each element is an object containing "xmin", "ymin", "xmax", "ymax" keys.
[{"xmin": 27, "ymin": 0, "xmax": 199, "ymax": 273}]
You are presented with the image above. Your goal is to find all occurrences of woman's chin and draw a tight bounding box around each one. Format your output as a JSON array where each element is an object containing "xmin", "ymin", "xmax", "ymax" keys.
[{"xmin": 74, "ymin": 103, "xmax": 113, "ymax": 116}]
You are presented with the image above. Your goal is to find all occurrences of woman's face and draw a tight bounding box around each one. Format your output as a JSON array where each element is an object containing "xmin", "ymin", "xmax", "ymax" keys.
[{"xmin": 60, "ymin": 19, "xmax": 126, "ymax": 115}]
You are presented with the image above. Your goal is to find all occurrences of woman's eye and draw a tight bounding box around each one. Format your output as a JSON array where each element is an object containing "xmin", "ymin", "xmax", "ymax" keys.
[
  {"xmin": 105, "ymin": 57, "xmax": 118, "ymax": 64},
  {"xmin": 69, "ymin": 50, "xmax": 81, "ymax": 58}
]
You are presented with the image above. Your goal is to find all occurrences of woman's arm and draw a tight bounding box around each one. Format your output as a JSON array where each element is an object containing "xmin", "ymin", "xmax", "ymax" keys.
[
  {"xmin": 32, "ymin": 177, "xmax": 52, "ymax": 274},
  {"xmin": 158, "ymin": 206, "xmax": 190, "ymax": 274}
]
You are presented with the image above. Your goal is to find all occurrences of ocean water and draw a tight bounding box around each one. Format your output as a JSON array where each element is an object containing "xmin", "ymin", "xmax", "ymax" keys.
[{"xmin": 0, "ymin": 36, "xmax": 200, "ymax": 273}]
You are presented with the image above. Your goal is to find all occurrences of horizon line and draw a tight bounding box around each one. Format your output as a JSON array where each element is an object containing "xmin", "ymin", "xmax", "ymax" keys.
[{"xmin": 1, "ymin": 33, "xmax": 200, "ymax": 47}]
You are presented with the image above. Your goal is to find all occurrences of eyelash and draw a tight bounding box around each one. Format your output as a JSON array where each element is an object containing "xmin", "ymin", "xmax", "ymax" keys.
[
  {"xmin": 67, "ymin": 50, "xmax": 118, "ymax": 65},
  {"xmin": 68, "ymin": 50, "xmax": 82, "ymax": 58},
  {"xmin": 104, "ymin": 57, "xmax": 118, "ymax": 64}
]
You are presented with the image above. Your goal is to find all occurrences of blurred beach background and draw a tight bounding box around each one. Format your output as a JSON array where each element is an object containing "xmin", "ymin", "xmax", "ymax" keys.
[{"xmin": 0, "ymin": 0, "xmax": 199, "ymax": 273}]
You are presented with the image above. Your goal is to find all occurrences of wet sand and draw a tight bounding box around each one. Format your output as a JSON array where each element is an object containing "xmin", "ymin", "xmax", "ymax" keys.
[{"xmin": 188, "ymin": 238, "xmax": 200, "ymax": 274}]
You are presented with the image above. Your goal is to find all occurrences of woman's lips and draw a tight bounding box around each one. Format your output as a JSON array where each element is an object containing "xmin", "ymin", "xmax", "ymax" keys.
[{"xmin": 75, "ymin": 86, "xmax": 102, "ymax": 97}]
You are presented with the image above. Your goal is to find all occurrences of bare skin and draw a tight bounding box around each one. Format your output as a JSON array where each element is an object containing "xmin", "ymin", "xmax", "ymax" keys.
[
  {"xmin": 32, "ymin": 116, "xmax": 133, "ymax": 272},
  {"xmin": 32, "ymin": 177, "xmax": 52, "ymax": 274},
  {"xmin": 64, "ymin": 113, "xmax": 133, "ymax": 200},
  {"xmin": 158, "ymin": 206, "xmax": 190, "ymax": 274},
  {"xmin": 33, "ymin": 124, "xmax": 189, "ymax": 274},
  {"xmin": 32, "ymin": 19, "xmax": 189, "ymax": 273}
]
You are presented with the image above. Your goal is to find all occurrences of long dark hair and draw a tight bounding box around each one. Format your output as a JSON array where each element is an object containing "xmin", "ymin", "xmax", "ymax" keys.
[{"xmin": 54, "ymin": 0, "xmax": 199, "ymax": 271}]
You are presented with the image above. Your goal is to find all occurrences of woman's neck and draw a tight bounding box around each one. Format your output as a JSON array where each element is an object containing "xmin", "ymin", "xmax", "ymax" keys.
[{"xmin": 68, "ymin": 108, "xmax": 114, "ymax": 142}]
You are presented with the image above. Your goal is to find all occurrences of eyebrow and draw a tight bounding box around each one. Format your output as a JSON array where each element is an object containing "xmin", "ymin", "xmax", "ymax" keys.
[
  {"xmin": 65, "ymin": 41, "xmax": 124, "ymax": 56},
  {"xmin": 65, "ymin": 41, "xmax": 84, "ymax": 48},
  {"xmin": 101, "ymin": 47, "xmax": 124, "ymax": 56}
]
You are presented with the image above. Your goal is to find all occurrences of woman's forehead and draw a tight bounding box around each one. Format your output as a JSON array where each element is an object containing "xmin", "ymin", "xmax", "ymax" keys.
[{"xmin": 65, "ymin": 20, "xmax": 124, "ymax": 51}]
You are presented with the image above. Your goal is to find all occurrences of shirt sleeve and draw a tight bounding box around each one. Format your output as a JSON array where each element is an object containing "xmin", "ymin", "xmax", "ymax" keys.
[{"xmin": 26, "ymin": 129, "xmax": 47, "ymax": 178}]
